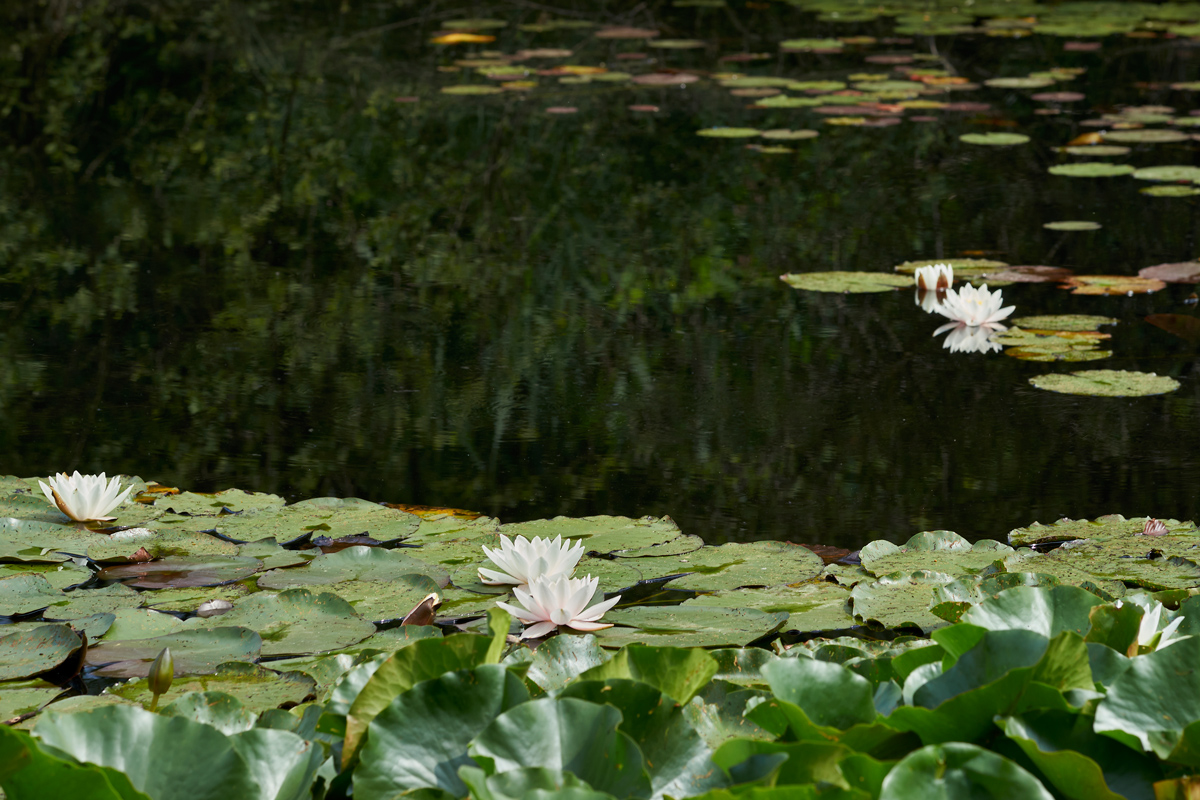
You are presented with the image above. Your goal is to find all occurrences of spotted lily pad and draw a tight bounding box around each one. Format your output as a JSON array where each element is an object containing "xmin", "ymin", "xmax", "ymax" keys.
[
  {"xmin": 861, "ymin": 531, "xmax": 1014, "ymax": 577},
  {"xmin": 779, "ymin": 271, "xmax": 913, "ymax": 293},
  {"xmin": 1029, "ymin": 369, "xmax": 1180, "ymax": 397},
  {"xmin": 87, "ymin": 528, "xmax": 240, "ymax": 561},
  {"xmin": 97, "ymin": 556, "xmax": 263, "ymax": 589},
  {"xmin": 0, "ymin": 625, "xmax": 82, "ymax": 681},
  {"xmin": 211, "ymin": 499, "xmax": 420, "ymax": 542},
  {"xmin": 597, "ymin": 606, "xmax": 788, "ymax": 648},
  {"xmin": 154, "ymin": 489, "xmax": 286, "ymax": 516},
  {"xmin": 43, "ymin": 584, "xmax": 143, "ymax": 620},
  {"xmin": 849, "ymin": 571, "xmax": 955, "ymax": 633},
  {"xmin": 86, "ymin": 626, "xmax": 263, "ymax": 677},
  {"xmin": 682, "ymin": 583, "xmax": 854, "ymax": 633},
  {"xmin": 1043, "ymin": 221, "xmax": 1101, "ymax": 231},
  {"xmin": 1060, "ymin": 275, "xmax": 1165, "ymax": 295},
  {"xmin": 960, "ymin": 133, "xmax": 1030, "ymax": 145},
  {"xmin": 992, "ymin": 328, "xmax": 1112, "ymax": 362},
  {"xmin": 183, "ymin": 588, "xmax": 375, "ymax": 657},
  {"xmin": 1048, "ymin": 163, "xmax": 1136, "ymax": 177},
  {"xmin": 320, "ymin": 574, "xmax": 444, "ymax": 623},
  {"xmin": 665, "ymin": 542, "xmax": 824, "ymax": 591}
]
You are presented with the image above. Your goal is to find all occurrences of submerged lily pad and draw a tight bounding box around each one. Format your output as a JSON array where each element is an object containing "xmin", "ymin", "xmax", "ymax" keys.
[
  {"xmin": 1029, "ymin": 369, "xmax": 1180, "ymax": 397},
  {"xmin": 779, "ymin": 271, "xmax": 912, "ymax": 293},
  {"xmin": 1048, "ymin": 163, "xmax": 1135, "ymax": 177},
  {"xmin": 960, "ymin": 133, "xmax": 1030, "ymax": 146},
  {"xmin": 1060, "ymin": 275, "xmax": 1165, "ymax": 295},
  {"xmin": 1008, "ymin": 315, "xmax": 1117, "ymax": 332},
  {"xmin": 1043, "ymin": 221, "xmax": 1101, "ymax": 231}
]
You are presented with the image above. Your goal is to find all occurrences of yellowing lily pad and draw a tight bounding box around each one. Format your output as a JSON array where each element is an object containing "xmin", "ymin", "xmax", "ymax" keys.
[
  {"xmin": 1028, "ymin": 369, "xmax": 1180, "ymax": 397},
  {"xmin": 697, "ymin": 128, "xmax": 761, "ymax": 138},
  {"xmin": 1103, "ymin": 129, "xmax": 1190, "ymax": 143},
  {"xmin": 441, "ymin": 85, "xmax": 505, "ymax": 95},
  {"xmin": 1062, "ymin": 145, "xmax": 1130, "ymax": 156},
  {"xmin": 760, "ymin": 129, "xmax": 819, "ymax": 140},
  {"xmin": 779, "ymin": 271, "xmax": 912, "ymax": 293},
  {"xmin": 1043, "ymin": 221, "xmax": 1101, "ymax": 231},
  {"xmin": 1060, "ymin": 275, "xmax": 1165, "ymax": 295},
  {"xmin": 984, "ymin": 77, "xmax": 1056, "ymax": 89}
]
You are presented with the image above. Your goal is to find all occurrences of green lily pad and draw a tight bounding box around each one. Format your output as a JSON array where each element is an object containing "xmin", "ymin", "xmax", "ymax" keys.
[
  {"xmin": 779, "ymin": 38, "xmax": 843, "ymax": 52},
  {"xmin": 665, "ymin": 542, "xmax": 824, "ymax": 591},
  {"xmin": 235, "ymin": 539, "xmax": 318, "ymax": 570},
  {"xmin": 598, "ymin": 606, "xmax": 788, "ymax": 648},
  {"xmin": 87, "ymin": 528, "xmax": 239, "ymax": 561},
  {"xmin": 3, "ymin": 612, "xmax": 115, "ymax": 643},
  {"xmin": 0, "ymin": 574, "xmax": 65, "ymax": 616},
  {"xmin": 98, "ymin": 608, "xmax": 187, "ymax": 641},
  {"xmin": 682, "ymin": 583, "xmax": 854, "ymax": 633},
  {"xmin": 0, "ymin": 625, "xmax": 82, "ymax": 681},
  {"xmin": 760, "ymin": 129, "xmax": 819, "ymax": 140},
  {"xmin": 1048, "ymin": 163, "xmax": 1136, "ymax": 177},
  {"xmin": 0, "ymin": 517, "xmax": 106, "ymax": 562},
  {"xmin": 992, "ymin": 328, "xmax": 1111, "ymax": 362},
  {"xmin": 258, "ymin": 545, "xmax": 449, "ymax": 589},
  {"xmin": 894, "ymin": 258, "xmax": 1008, "ymax": 277},
  {"xmin": 441, "ymin": 85, "xmax": 505, "ymax": 95},
  {"xmin": 159, "ymin": 691, "xmax": 256, "ymax": 735},
  {"xmin": 881, "ymin": 743, "xmax": 1054, "ymax": 799},
  {"xmin": 861, "ymin": 531, "xmax": 1014, "ymax": 577},
  {"xmin": 779, "ymin": 271, "xmax": 913, "ymax": 293},
  {"xmin": 443, "ymin": 18, "xmax": 507, "ymax": 30},
  {"xmin": 183, "ymin": 588, "xmax": 375, "ymax": 657},
  {"xmin": 211, "ymin": 499, "xmax": 420, "ymax": 542},
  {"xmin": 1029, "ymin": 369, "xmax": 1180, "ymax": 397},
  {"xmin": 138, "ymin": 584, "xmax": 252, "ymax": 613},
  {"xmin": 43, "ymin": 584, "xmax": 143, "ymax": 620},
  {"xmin": 1141, "ymin": 185, "xmax": 1200, "ymax": 197},
  {"xmin": 697, "ymin": 128, "xmax": 762, "ymax": 138},
  {"xmin": 321, "ymin": 574, "xmax": 444, "ymax": 623},
  {"xmin": 0, "ymin": 561, "xmax": 91, "ymax": 590},
  {"xmin": 96, "ymin": 556, "xmax": 263, "ymax": 589},
  {"xmin": 985, "ymin": 77, "xmax": 1056, "ymax": 89},
  {"xmin": 399, "ymin": 514, "xmax": 501, "ymax": 546},
  {"xmin": 612, "ymin": 533, "xmax": 704, "ymax": 559},
  {"xmin": 960, "ymin": 133, "xmax": 1030, "ymax": 145},
  {"xmin": 1060, "ymin": 274, "xmax": 1165, "ymax": 295},
  {"xmin": 500, "ymin": 515, "xmax": 686, "ymax": 556},
  {"xmin": 153, "ymin": 489, "xmax": 286, "ymax": 516},
  {"xmin": 86, "ymin": 626, "xmax": 262, "ymax": 677},
  {"xmin": 108, "ymin": 662, "xmax": 316, "ymax": 712},
  {"xmin": 1132, "ymin": 165, "xmax": 1200, "ymax": 182},
  {"xmin": 648, "ymin": 39, "xmax": 706, "ymax": 49},
  {"xmin": 0, "ymin": 679, "xmax": 64, "ymax": 721},
  {"xmin": 1043, "ymin": 220, "xmax": 1101, "ymax": 231},
  {"xmin": 850, "ymin": 571, "xmax": 956, "ymax": 633},
  {"xmin": 1008, "ymin": 315, "xmax": 1117, "ymax": 332},
  {"xmin": 1103, "ymin": 129, "xmax": 1190, "ymax": 143},
  {"xmin": 1063, "ymin": 145, "xmax": 1131, "ymax": 156}
]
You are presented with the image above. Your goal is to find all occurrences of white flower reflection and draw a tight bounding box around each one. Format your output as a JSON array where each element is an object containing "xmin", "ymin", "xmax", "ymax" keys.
[
  {"xmin": 934, "ymin": 321, "xmax": 1005, "ymax": 354},
  {"xmin": 915, "ymin": 288, "xmax": 947, "ymax": 315}
]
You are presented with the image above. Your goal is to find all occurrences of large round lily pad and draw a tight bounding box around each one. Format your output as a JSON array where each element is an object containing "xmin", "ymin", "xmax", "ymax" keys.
[
  {"xmin": 86, "ymin": 626, "xmax": 263, "ymax": 677},
  {"xmin": 849, "ymin": 571, "xmax": 956, "ymax": 632},
  {"xmin": 1132, "ymin": 166, "xmax": 1200, "ymax": 182},
  {"xmin": 0, "ymin": 517, "xmax": 106, "ymax": 562},
  {"xmin": 182, "ymin": 588, "xmax": 375, "ymax": 657},
  {"xmin": 598, "ymin": 606, "xmax": 789, "ymax": 648},
  {"xmin": 0, "ymin": 679, "xmax": 64, "ymax": 721},
  {"xmin": 682, "ymin": 583, "xmax": 854, "ymax": 633},
  {"xmin": 499, "ymin": 515, "xmax": 686, "ymax": 556},
  {"xmin": 153, "ymin": 489, "xmax": 286, "ymax": 516},
  {"xmin": 1060, "ymin": 275, "xmax": 1165, "ymax": 295},
  {"xmin": 861, "ymin": 531, "xmax": 1013, "ymax": 577},
  {"xmin": 665, "ymin": 542, "xmax": 824, "ymax": 591},
  {"xmin": 779, "ymin": 272, "xmax": 912, "ymax": 293},
  {"xmin": 97, "ymin": 556, "xmax": 263, "ymax": 589},
  {"xmin": 0, "ymin": 574, "xmax": 65, "ymax": 616},
  {"xmin": 1048, "ymin": 163, "xmax": 1135, "ymax": 177},
  {"xmin": 1029, "ymin": 370, "xmax": 1180, "ymax": 397},
  {"xmin": 322, "ymin": 574, "xmax": 444, "ymax": 623},
  {"xmin": 210, "ymin": 499, "xmax": 420, "ymax": 542},
  {"xmin": 258, "ymin": 545, "xmax": 448, "ymax": 588},
  {"xmin": 42, "ymin": 584, "xmax": 142, "ymax": 620}
]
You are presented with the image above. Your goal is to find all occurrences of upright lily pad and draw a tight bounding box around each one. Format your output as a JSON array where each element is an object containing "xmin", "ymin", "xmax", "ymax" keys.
[
  {"xmin": 880, "ymin": 743, "xmax": 1054, "ymax": 799},
  {"xmin": 780, "ymin": 272, "xmax": 913, "ymax": 293},
  {"xmin": 1029, "ymin": 369, "xmax": 1180, "ymax": 397}
]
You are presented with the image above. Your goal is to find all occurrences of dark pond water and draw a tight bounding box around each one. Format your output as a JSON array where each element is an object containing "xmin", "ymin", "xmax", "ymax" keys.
[{"xmin": 3, "ymin": 1, "xmax": 1200, "ymax": 548}]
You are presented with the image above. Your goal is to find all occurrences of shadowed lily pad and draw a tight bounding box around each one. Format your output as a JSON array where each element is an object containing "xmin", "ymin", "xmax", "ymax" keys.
[
  {"xmin": 1028, "ymin": 369, "xmax": 1180, "ymax": 396},
  {"xmin": 86, "ymin": 626, "xmax": 263, "ymax": 676},
  {"xmin": 1104, "ymin": 129, "xmax": 1189, "ymax": 143},
  {"xmin": 109, "ymin": 662, "xmax": 316, "ymax": 712},
  {"xmin": 0, "ymin": 625, "xmax": 82, "ymax": 681},
  {"xmin": 780, "ymin": 272, "xmax": 912, "ymax": 293},
  {"xmin": 88, "ymin": 528, "xmax": 239, "ymax": 561}
]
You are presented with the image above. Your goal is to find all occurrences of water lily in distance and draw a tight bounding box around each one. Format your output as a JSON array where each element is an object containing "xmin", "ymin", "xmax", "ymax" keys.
[
  {"xmin": 496, "ymin": 574, "xmax": 621, "ymax": 639},
  {"xmin": 38, "ymin": 471, "xmax": 135, "ymax": 522},
  {"xmin": 479, "ymin": 533, "xmax": 585, "ymax": 589}
]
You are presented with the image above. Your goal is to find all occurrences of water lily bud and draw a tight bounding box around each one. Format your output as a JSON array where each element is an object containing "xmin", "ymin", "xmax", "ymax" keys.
[{"xmin": 148, "ymin": 647, "xmax": 174, "ymax": 699}]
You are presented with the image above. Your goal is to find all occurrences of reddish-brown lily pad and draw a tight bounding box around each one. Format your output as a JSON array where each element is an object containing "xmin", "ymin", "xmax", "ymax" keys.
[
  {"xmin": 631, "ymin": 72, "xmax": 701, "ymax": 85},
  {"xmin": 595, "ymin": 26, "xmax": 659, "ymax": 39},
  {"xmin": 1138, "ymin": 261, "xmax": 1200, "ymax": 283},
  {"xmin": 981, "ymin": 266, "xmax": 1074, "ymax": 283},
  {"xmin": 96, "ymin": 556, "xmax": 263, "ymax": 589}
]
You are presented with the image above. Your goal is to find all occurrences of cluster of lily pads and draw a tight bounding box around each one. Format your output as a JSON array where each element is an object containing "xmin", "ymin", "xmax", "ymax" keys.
[{"xmin": 5, "ymin": 474, "xmax": 1200, "ymax": 797}]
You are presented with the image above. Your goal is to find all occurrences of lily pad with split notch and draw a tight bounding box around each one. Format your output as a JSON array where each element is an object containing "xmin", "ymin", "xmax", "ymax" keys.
[
  {"xmin": 1029, "ymin": 369, "xmax": 1180, "ymax": 397},
  {"xmin": 597, "ymin": 606, "xmax": 788, "ymax": 648},
  {"xmin": 664, "ymin": 541, "xmax": 824, "ymax": 592},
  {"xmin": 108, "ymin": 662, "xmax": 316, "ymax": 711},
  {"xmin": 97, "ymin": 555, "xmax": 263, "ymax": 589},
  {"xmin": 1048, "ymin": 163, "xmax": 1135, "ymax": 177},
  {"xmin": 960, "ymin": 133, "xmax": 1030, "ymax": 145},
  {"xmin": 1044, "ymin": 221, "xmax": 1101, "ymax": 231},
  {"xmin": 182, "ymin": 588, "xmax": 375, "ymax": 657},
  {"xmin": 257, "ymin": 545, "xmax": 448, "ymax": 589},
  {"xmin": 1060, "ymin": 275, "xmax": 1166, "ymax": 295},
  {"xmin": 780, "ymin": 271, "xmax": 912, "ymax": 293},
  {"xmin": 682, "ymin": 583, "xmax": 854, "ymax": 633},
  {"xmin": 86, "ymin": 626, "xmax": 262, "ymax": 676}
]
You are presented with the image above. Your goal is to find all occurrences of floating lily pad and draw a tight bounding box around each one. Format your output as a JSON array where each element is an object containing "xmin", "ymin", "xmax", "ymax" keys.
[
  {"xmin": 257, "ymin": 545, "xmax": 448, "ymax": 589},
  {"xmin": 43, "ymin": 584, "xmax": 143, "ymax": 620},
  {"xmin": 182, "ymin": 588, "xmax": 375, "ymax": 657},
  {"xmin": 1029, "ymin": 369, "xmax": 1180, "ymax": 397},
  {"xmin": 1141, "ymin": 186, "xmax": 1200, "ymax": 197},
  {"xmin": 665, "ymin": 542, "xmax": 825, "ymax": 591},
  {"xmin": 598, "ymin": 606, "xmax": 788, "ymax": 648},
  {"xmin": 760, "ymin": 129, "xmax": 819, "ymax": 140},
  {"xmin": 1139, "ymin": 262, "xmax": 1200, "ymax": 283},
  {"xmin": 441, "ymin": 85, "xmax": 504, "ymax": 95},
  {"xmin": 0, "ymin": 679, "xmax": 64, "ymax": 721},
  {"xmin": 86, "ymin": 626, "xmax": 262, "ymax": 677},
  {"xmin": 108, "ymin": 662, "xmax": 316, "ymax": 712},
  {"xmin": 154, "ymin": 489, "xmax": 286, "ymax": 516},
  {"xmin": 849, "ymin": 571, "xmax": 955, "ymax": 633},
  {"xmin": 594, "ymin": 26, "xmax": 659, "ymax": 39},
  {"xmin": 1048, "ymin": 163, "xmax": 1136, "ymax": 177},
  {"xmin": 648, "ymin": 39, "xmax": 706, "ymax": 49},
  {"xmin": 88, "ymin": 528, "xmax": 240, "ymax": 561},
  {"xmin": 0, "ymin": 625, "xmax": 82, "ymax": 681},
  {"xmin": 1063, "ymin": 145, "xmax": 1130, "ymax": 156},
  {"xmin": 97, "ymin": 608, "xmax": 186, "ymax": 641},
  {"xmin": 235, "ymin": 539, "xmax": 318, "ymax": 570},
  {"xmin": 1009, "ymin": 514, "xmax": 1195, "ymax": 548},
  {"xmin": 1103, "ymin": 129, "xmax": 1190, "ymax": 143},
  {"xmin": 1133, "ymin": 166, "xmax": 1200, "ymax": 182},
  {"xmin": 1060, "ymin": 275, "xmax": 1165, "ymax": 295},
  {"xmin": 993, "ymin": 328, "xmax": 1111, "ymax": 362},
  {"xmin": 97, "ymin": 555, "xmax": 262, "ymax": 589},
  {"xmin": 139, "ymin": 584, "xmax": 253, "ymax": 613},
  {"xmin": 1043, "ymin": 220, "xmax": 1101, "ymax": 231},
  {"xmin": 499, "ymin": 515, "xmax": 686, "ymax": 556},
  {"xmin": 0, "ymin": 517, "xmax": 105, "ymax": 562},
  {"xmin": 321, "ymin": 575, "xmax": 444, "ymax": 623},
  {"xmin": 779, "ymin": 38, "xmax": 843, "ymax": 52},
  {"xmin": 682, "ymin": 583, "xmax": 854, "ymax": 633},
  {"xmin": 1005, "ymin": 346, "xmax": 1111, "ymax": 363},
  {"xmin": 211, "ymin": 499, "xmax": 420, "ymax": 542},
  {"xmin": 960, "ymin": 133, "xmax": 1030, "ymax": 145},
  {"xmin": 861, "ymin": 531, "xmax": 1014, "ymax": 577},
  {"xmin": 779, "ymin": 271, "xmax": 912, "ymax": 293},
  {"xmin": 978, "ymin": 266, "xmax": 1074, "ymax": 284},
  {"xmin": 400, "ymin": 514, "xmax": 500, "ymax": 546},
  {"xmin": 984, "ymin": 77, "xmax": 1056, "ymax": 89},
  {"xmin": 894, "ymin": 258, "xmax": 1007, "ymax": 277},
  {"xmin": 0, "ymin": 574, "xmax": 65, "ymax": 616},
  {"xmin": 697, "ymin": 128, "xmax": 761, "ymax": 138},
  {"xmin": 1008, "ymin": 314, "xmax": 1117, "ymax": 332}
]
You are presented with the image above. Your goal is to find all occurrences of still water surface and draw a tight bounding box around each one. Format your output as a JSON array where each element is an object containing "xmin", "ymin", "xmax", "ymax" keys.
[{"xmin": 3, "ymin": 2, "xmax": 1199, "ymax": 547}]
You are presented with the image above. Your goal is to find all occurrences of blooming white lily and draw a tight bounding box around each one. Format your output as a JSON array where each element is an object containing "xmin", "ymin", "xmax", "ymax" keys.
[
  {"xmin": 38, "ymin": 471, "xmax": 135, "ymax": 522},
  {"xmin": 934, "ymin": 321, "xmax": 1004, "ymax": 354},
  {"xmin": 936, "ymin": 283, "xmax": 1015, "ymax": 328},
  {"xmin": 914, "ymin": 263, "xmax": 953, "ymax": 293},
  {"xmin": 479, "ymin": 534, "xmax": 585, "ymax": 589},
  {"xmin": 496, "ymin": 574, "xmax": 621, "ymax": 639},
  {"xmin": 1116, "ymin": 597, "xmax": 1188, "ymax": 652}
]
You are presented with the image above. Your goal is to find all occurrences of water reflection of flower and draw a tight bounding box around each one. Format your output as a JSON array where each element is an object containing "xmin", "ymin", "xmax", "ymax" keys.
[
  {"xmin": 935, "ymin": 321, "xmax": 1005, "ymax": 353},
  {"xmin": 915, "ymin": 288, "xmax": 947, "ymax": 315}
]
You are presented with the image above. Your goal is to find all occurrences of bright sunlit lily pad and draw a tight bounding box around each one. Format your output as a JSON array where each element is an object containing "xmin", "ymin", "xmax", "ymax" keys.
[
  {"xmin": 1043, "ymin": 221, "xmax": 1101, "ymax": 231},
  {"xmin": 1028, "ymin": 370, "xmax": 1180, "ymax": 397},
  {"xmin": 1132, "ymin": 166, "xmax": 1200, "ymax": 182},
  {"xmin": 960, "ymin": 133, "xmax": 1030, "ymax": 146},
  {"xmin": 779, "ymin": 272, "xmax": 912, "ymax": 293},
  {"xmin": 696, "ymin": 128, "xmax": 761, "ymax": 138}
]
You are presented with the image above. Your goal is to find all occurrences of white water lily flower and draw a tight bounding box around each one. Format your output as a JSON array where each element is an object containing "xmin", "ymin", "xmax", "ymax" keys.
[
  {"xmin": 496, "ymin": 574, "xmax": 621, "ymax": 639},
  {"xmin": 937, "ymin": 283, "xmax": 1015, "ymax": 328},
  {"xmin": 38, "ymin": 471, "xmax": 135, "ymax": 522},
  {"xmin": 479, "ymin": 534, "xmax": 585, "ymax": 588},
  {"xmin": 1116, "ymin": 597, "xmax": 1188, "ymax": 652},
  {"xmin": 934, "ymin": 321, "xmax": 1004, "ymax": 354},
  {"xmin": 914, "ymin": 263, "xmax": 953, "ymax": 293}
]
